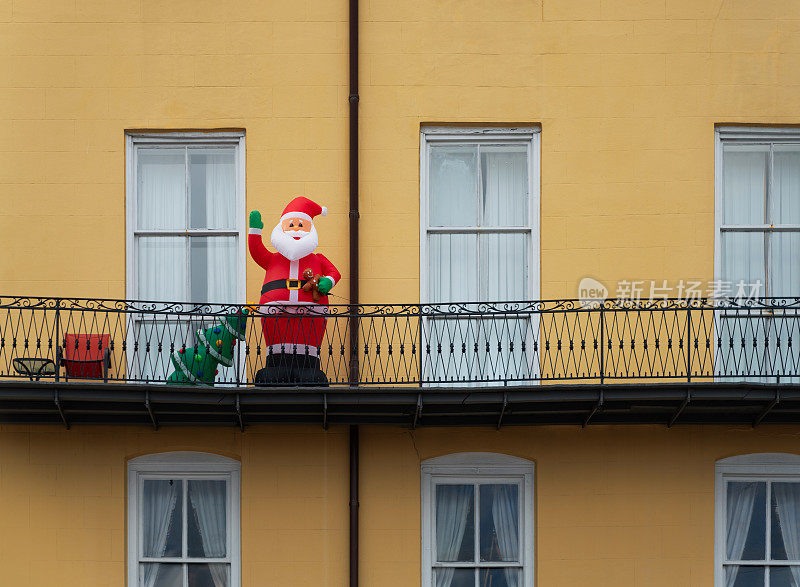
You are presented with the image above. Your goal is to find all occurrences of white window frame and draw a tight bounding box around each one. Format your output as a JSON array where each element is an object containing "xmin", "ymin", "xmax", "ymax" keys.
[
  {"xmin": 125, "ymin": 131, "xmax": 247, "ymax": 304},
  {"xmin": 421, "ymin": 452, "xmax": 535, "ymax": 587},
  {"xmin": 714, "ymin": 126, "xmax": 800, "ymax": 293},
  {"xmin": 714, "ymin": 452, "xmax": 800, "ymax": 587},
  {"xmin": 419, "ymin": 126, "xmax": 541, "ymax": 304},
  {"xmin": 127, "ymin": 451, "xmax": 242, "ymax": 587}
]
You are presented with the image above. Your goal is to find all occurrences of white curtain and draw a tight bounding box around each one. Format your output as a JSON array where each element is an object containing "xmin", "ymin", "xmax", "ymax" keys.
[
  {"xmin": 720, "ymin": 147, "xmax": 768, "ymax": 382},
  {"xmin": 435, "ymin": 485, "xmax": 473, "ymax": 587},
  {"xmin": 773, "ymin": 483, "xmax": 800, "ymax": 586},
  {"xmin": 136, "ymin": 148, "xmax": 187, "ymax": 302},
  {"xmin": 138, "ymin": 148, "xmax": 237, "ymax": 306},
  {"xmin": 726, "ymin": 482, "xmax": 759, "ymax": 587},
  {"xmin": 204, "ymin": 151, "xmax": 237, "ymax": 307},
  {"xmin": 141, "ymin": 480, "xmax": 180, "ymax": 587},
  {"xmin": 426, "ymin": 145, "xmax": 530, "ymax": 387},
  {"xmin": 429, "ymin": 146, "xmax": 479, "ymax": 227},
  {"xmin": 721, "ymin": 145, "xmax": 767, "ymax": 297},
  {"xmin": 491, "ymin": 485, "xmax": 519, "ymax": 587},
  {"xmin": 720, "ymin": 145, "xmax": 800, "ymax": 382},
  {"xmin": 138, "ymin": 237, "xmax": 187, "ymax": 303},
  {"xmin": 481, "ymin": 147, "xmax": 527, "ymax": 228},
  {"xmin": 204, "ymin": 237, "xmax": 236, "ymax": 306},
  {"xmin": 204, "ymin": 151, "xmax": 236, "ymax": 230},
  {"xmin": 137, "ymin": 149, "xmax": 186, "ymax": 231},
  {"xmin": 189, "ymin": 480, "xmax": 228, "ymax": 587}
]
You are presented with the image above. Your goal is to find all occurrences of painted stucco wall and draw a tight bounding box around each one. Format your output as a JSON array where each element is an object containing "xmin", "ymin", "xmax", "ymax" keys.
[
  {"xmin": 3, "ymin": 0, "xmax": 800, "ymax": 585},
  {"xmin": 1, "ymin": 424, "xmax": 800, "ymax": 585},
  {"xmin": 0, "ymin": 425, "xmax": 349, "ymax": 585},
  {"xmin": 2, "ymin": 0, "xmax": 800, "ymax": 301}
]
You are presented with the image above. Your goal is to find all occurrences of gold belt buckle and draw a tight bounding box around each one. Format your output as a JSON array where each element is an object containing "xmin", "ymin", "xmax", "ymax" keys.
[{"xmin": 286, "ymin": 279, "xmax": 301, "ymax": 290}]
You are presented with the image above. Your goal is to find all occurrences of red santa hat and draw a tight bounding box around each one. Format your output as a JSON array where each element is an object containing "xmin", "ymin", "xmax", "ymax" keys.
[{"xmin": 280, "ymin": 196, "xmax": 327, "ymax": 223}]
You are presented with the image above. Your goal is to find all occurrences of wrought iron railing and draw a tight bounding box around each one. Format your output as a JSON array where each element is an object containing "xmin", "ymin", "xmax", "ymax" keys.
[{"xmin": 1, "ymin": 296, "xmax": 800, "ymax": 386}]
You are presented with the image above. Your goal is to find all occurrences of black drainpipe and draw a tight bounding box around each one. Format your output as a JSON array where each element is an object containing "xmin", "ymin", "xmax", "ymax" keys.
[
  {"xmin": 349, "ymin": 424, "xmax": 359, "ymax": 587},
  {"xmin": 347, "ymin": 0, "xmax": 360, "ymax": 584}
]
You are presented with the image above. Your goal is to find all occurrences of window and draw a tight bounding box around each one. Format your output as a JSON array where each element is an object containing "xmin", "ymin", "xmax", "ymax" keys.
[
  {"xmin": 127, "ymin": 452, "xmax": 241, "ymax": 587},
  {"xmin": 420, "ymin": 127, "xmax": 540, "ymax": 384},
  {"xmin": 125, "ymin": 132, "xmax": 246, "ymax": 381},
  {"xmin": 126, "ymin": 132, "xmax": 245, "ymax": 304},
  {"xmin": 422, "ymin": 453, "xmax": 534, "ymax": 587},
  {"xmin": 715, "ymin": 127, "xmax": 800, "ymax": 381},
  {"xmin": 715, "ymin": 453, "xmax": 800, "ymax": 587}
]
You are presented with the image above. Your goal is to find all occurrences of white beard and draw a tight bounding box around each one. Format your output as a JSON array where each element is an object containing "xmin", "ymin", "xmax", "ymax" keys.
[{"xmin": 271, "ymin": 222, "xmax": 319, "ymax": 261}]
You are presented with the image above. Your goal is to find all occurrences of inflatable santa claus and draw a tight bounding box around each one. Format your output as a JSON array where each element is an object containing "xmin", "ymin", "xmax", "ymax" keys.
[{"xmin": 248, "ymin": 197, "xmax": 341, "ymax": 385}]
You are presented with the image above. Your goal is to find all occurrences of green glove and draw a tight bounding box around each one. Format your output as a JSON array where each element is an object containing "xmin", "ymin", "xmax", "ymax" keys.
[
  {"xmin": 249, "ymin": 210, "xmax": 263, "ymax": 230},
  {"xmin": 317, "ymin": 276, "xmax": 334, "ymax": 295}
]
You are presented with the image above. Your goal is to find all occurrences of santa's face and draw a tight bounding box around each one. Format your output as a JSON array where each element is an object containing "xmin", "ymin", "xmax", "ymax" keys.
[{"xmin": 271, "ymin": 215, "xmax": 319, "ymax": 261}]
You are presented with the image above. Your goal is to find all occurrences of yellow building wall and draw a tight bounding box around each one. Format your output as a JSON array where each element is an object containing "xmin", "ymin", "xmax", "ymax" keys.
[
  {"xmin": 0, "ymin": 424, "xmax": 349, "ymax": 586},
  {"xmin": 0, "ymin": 0, "xmax": 350, "ymax": 301},
  {"xmin": 360, "ymin": 0, "xmax": 800, "ymax": 302},
  {"xmin": 1, "ymin": 0, "xmax": 798, "ymax": 303},
  {"xmin": 2, "ymin": 423, "xmax": 800, "ymax": 586},
  {"xmin": 360, "ymin": 424, "xmax": 800, "ymax": 587}
]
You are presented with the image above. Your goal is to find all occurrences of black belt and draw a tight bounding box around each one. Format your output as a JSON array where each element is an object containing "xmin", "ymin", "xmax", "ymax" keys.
[{"xmin": 262, "ymin": 278, "xmax": 308, "ymax": 295}]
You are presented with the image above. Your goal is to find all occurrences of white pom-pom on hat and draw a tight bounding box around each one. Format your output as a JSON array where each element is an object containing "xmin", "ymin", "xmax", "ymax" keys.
[{"xmin": 321, "ymin": 206, "xmax": 327, "ymax": 216}]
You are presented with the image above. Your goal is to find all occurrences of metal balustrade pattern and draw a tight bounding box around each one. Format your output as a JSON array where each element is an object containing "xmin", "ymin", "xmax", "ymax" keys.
[{"xmin": 0, "ymin": 297, "xmax": 799, "ymax": 386}]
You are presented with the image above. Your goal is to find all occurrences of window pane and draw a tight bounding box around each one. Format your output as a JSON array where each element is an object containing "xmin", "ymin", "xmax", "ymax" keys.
[
  {"xmin": 771, "ymin": 232, "xmax": 800, "ymax": 297},
  {"xmin": 142, "ymin": 479, "xmax": 182, "ymax": 558},
  {"xmin": 188, "ymin": 480, "xmax": 227, "ymax": 558},
  {"xmin": 772, "ymin": 482, "xmax": 800, "ymax": 561},
  {"xmin": 727, "ymin": 482, "xmax": 766, "ymax": 561},
  {"xmin": 189, "ymin": 236, "xmax": 237, "ymax": 305},
  {"xmin": 188, "ymin": 563, "xmax": 230, "ymax": 587},
  {"xmin": 138, "ymin": 236, "xmax": 187, "ymax": 302},
  {"xmin": 723, "ymin": 145, "xmax": 767, "ymax": 225},
  {"xmin": 480, "ymin": 233, "xmax": 527, "ymax": 301},
  {"xmin": 479, "ymin": 568, "xmax": 520, "ymax": 587},
  {"xmin": 481, "ymin": 145, "xmax": 528, "ymax": 227},
  {"xmin": 430, "ymin": 145, "xmax": 479, "ymax": 227},
  {"xmin": 189, "ymin": 148, "xmax": 236, "ymax": 230},
  {"xmin": 140, "ymin": 563, "xmax": 182, "ymax": 587},
  {"xmin": 721, "ymin": 232, "xmax": 765, "ymax": 292},
  {"xmin": 726, "ymin": 565, "xmax": 765, "ymax": 587},
  {"xmin": 138, "ymin": 148, "xmax": 186, "ymax": 230},
  {"xmin": 480, "ymin": 484, "xmax": 519, "ymax": 562},
  {"xmin": 770, "ymin": 566, "xmax": 800, "ymax": 587},
  {"xmin": 429, "ymin": 234, "xmax": 478, "ymax": 304},
  {"xmin": 436, "ymin": 484, "xmax": 474, "ymax": 562},
  {"xmin": 434, "ymin": 568, "xmax": 473, "ymax": 587},
  {"xmin": 774, "ymin": 146, "xmax": 800, "ymax": 225}
]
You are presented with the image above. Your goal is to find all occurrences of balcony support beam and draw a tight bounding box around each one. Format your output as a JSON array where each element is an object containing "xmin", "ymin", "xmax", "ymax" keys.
[
  {"xmin": 235, "ymin": 394, "xmax": 244, "ymax": 432},
  {"xmin": 497, "ymin": 391, "xmax": 508, "ymax": 430},
  {"xmin": 754, "ymin": 388, "xmax": 780, "ymax": 427},
  {"xmin": 53, "ymin": 388, "xmax": 69, "ymax": 430},
  {"xmin": 145, "ymin": 389, "xmax": 159, "ymax": 431},
  {"xmin": 582, "ymin": 389, "xmax": 603, "ymax": 428},
  {"xmin": 412, "ymin": 393, "xmax": 422, "ymax": 429},
  {"xmin": 668, "ymin": 389, "xmax": 690, "ymax": 428}
]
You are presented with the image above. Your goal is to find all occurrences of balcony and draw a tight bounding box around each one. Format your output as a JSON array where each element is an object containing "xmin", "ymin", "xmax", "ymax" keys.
[{"xmin": 1, "ymin": 296, "xmax": 799, "ymax": 427}]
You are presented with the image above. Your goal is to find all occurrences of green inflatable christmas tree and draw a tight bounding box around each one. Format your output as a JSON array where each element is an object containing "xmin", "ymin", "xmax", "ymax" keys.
[{"xmin": 166, "ymin": 309, "xmax": 249, "ymax": 385}]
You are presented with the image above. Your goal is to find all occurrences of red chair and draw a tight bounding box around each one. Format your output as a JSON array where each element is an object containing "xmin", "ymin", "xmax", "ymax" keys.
[{"xmin": 60, "ymin": 333, "xmax": 111, "ymax": 380}]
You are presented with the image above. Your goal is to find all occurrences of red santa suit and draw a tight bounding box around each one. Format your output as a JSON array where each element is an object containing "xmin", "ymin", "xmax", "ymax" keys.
[{"xmin": 248, "ymin": 198, "xmax": 341, "ymax": 358}]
